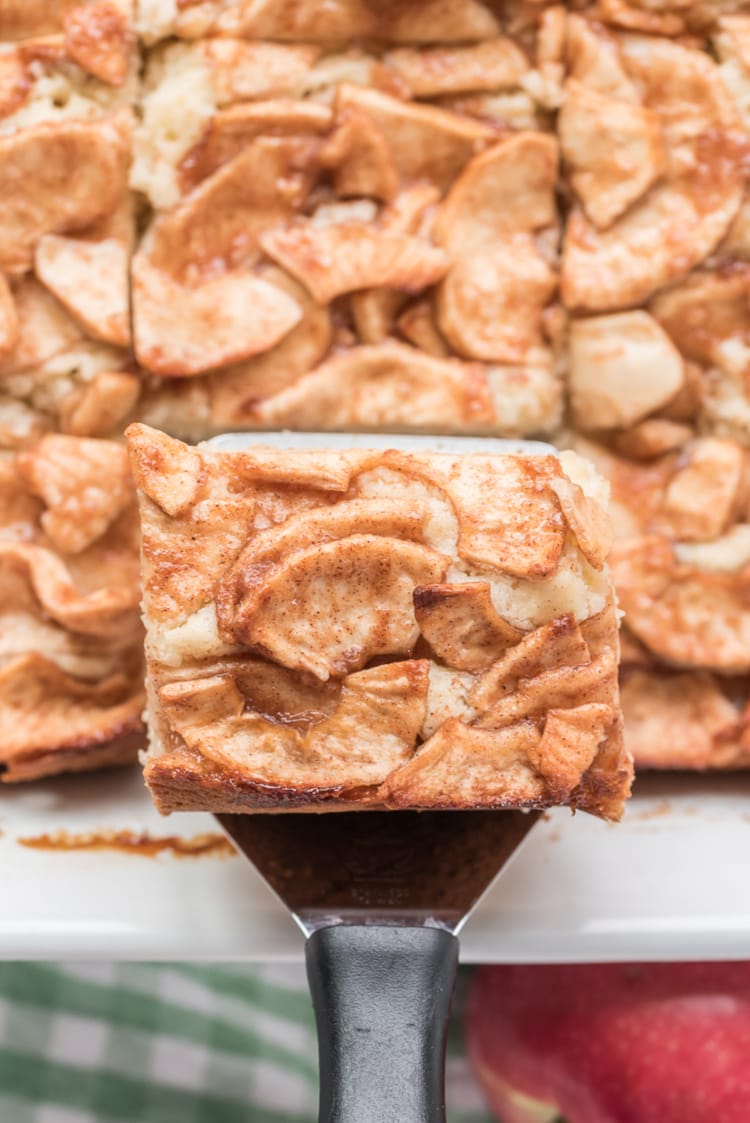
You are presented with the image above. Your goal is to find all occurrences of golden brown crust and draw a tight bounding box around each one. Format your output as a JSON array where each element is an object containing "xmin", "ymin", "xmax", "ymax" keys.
[{"xmin": 129, "ymin": 424, "xmax": 629, "ymax": 818}]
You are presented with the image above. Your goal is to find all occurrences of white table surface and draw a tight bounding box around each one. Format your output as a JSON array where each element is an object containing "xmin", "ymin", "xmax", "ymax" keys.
[{"xmin": 2, "ymin": 767, "xmax": 748, "ymax": 962}]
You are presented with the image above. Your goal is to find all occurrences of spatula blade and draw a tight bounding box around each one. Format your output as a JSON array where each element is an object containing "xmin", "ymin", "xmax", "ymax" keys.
[{"xmin": 218, "ymin": 809, "xmax": 539, "ymax": 935}]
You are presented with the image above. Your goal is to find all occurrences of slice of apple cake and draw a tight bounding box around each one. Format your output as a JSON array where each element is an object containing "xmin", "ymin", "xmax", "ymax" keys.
[{"xmin": 127, "ymin": 423, "xmax": 631, "ymax": 818}]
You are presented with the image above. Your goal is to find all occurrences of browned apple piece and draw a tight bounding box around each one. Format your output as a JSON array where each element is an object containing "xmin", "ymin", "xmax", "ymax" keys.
[
  {"xmin": 470, "ymin": 616, "xmax": 593, "ymax": 710},
  {"xmin": 414, "ymin": 582, "xmax": 524, "ymax": 671},
  {"xmin": 472, "ymin": 617, "xmax": 617, "ymax": 732},
  {"xmin": 559, "ymin": 79, "xmax": 666, "ymax": 229},
  {"xmin": 611, "ymin": 534, "xmax": 750, "ymax": 673},
  {"xmin": 0, "ymin": 49, "xmax": 29, "ymax": 118},
  {"xmin": 0, "ymin": 653, "xmax": 142, "ymax": 774},
  {"xmin": 63, "ymin": 1, "xmax": 131, "ymax": 86},
  {"xmin": 653, "ymin": 438, "xmax": 746, "ymax": 542},
  {"xmin": 0, "ymin": 542, "xmax": 139, "ymax": 638},
  {"xmin": 132, "ymin": 256, "xmax": 302, "ymax": 377},
  {"xmin": 562, "ymin": 184, "xmax": 742, "ymax": 311},
  {"xmin": 160, "ymin": 661, "xmax": 429, "ymax": 790},
  {"xmin": 209, "ymin": 268, "xmax": 332, "ymax": 423},
  {"xmin": 219, "ymin": 530, "xmax": 447, "ymax": 680},
  {"xmin": 321, "ymin": 107, "xmax": 399, "ymax": 202},
  {"xmin": 380, "ymin": 717, "xmax": 546, "ymax": 808},
  {"xmin": 180, "ymin": 100, "xmax": 331, "ymax": 193},
  {"xmin": 200, "ymin": 38, "xmax": 320, "ymax": 103},
  {"xmin": 351, "ymin": 451, "xmax": 460, "ymax": 554},
  {"xmin": 651, "ymin": 269, "xmax": 750, "ymax": 376},
  {"xmin": 127, "ymin": 426, "xmax": 205, "ymax": 519},
  {"xmin": 0, "ymin": 276, "xmax": 18, "ymax": 359},
  {"xmin": 436, "ymin": 133, "xmax": 558, "ymax": 253},
  {"xmin": 217, "ymin": 498, "xmax": 430, "ymax": 631},
  {"xmin": 0, "ymin": 0, "xmax": 80, "ymax": 39},
  {"xmin": 350, "ymin": 185, "xmax": 440, "ymax": 344},
  {"xmin": 254, "ymin": 342, "xmax": 495, "ymax": 431},
  {"xmin": 0, "ymin": 117, "xmax": 131, "ymax": 275},
  {"xmin": 600, "ymin": 0, "xmax": 688, "ymax": 35},
  {"xmin": 434, "ymin": 133, "xmax": 557, "ymax": 362},
  {"xmin": 385, "ymin": 38, "xmax": 528, "ymax": 97},
  {"xmin": 561, "ymin": 37, "xmax": 744, "ymax": 310},
  {"xmin": 336, "ymin": 85, "xmax": 497, "ymax": 192},
  {"xmin": 397, "ymin": 299, "xmax": 448, "ymax": 356},
  {"xmin": 213, "ymin": 0, "xmax": 500, "ymax": 42},
  {"xmin": 259, "ymin": 221, "xmax": 449, "ymax": 305},
  {"xmin": 437, "ymin": 237, "xmax": 555, "ymax": 363},
  {"xmin": 527, "ymin": 703, "xmax": 616, "ymax": 801},
  {"xmin": 381, "ymin": 697, "xmax": 621, "ymax": 814},
  {"xmin": 16, "ymin": 434, "xmax": 132, "ymax": 554},
  {"xmin": 621, "ymin": 669, "xmax": 750, "ymax": 770},
  {"xmin": 147, "ymin": 137, "xmax": 318, "ymax": 279},
  {"xmin": 550, "ymin": 476, "xmax": 614, "ymax": 570},
  {"xmin": 59, "ymin": 371, "xmax": 140, "ymax": 438},
  {"xmin": 566, "ymin": 15, "xmax": 638, "ymax": 102},
  {"xmin": 613, "ymin": 420, "xmax": 694, "ymax": 461},
  {"xmin": 0, "ymin": 278, "xmax": 82, "ymax": 375},
  {"xmin": 445, "ymin": 454, "xmax": 565, "ymax": 578},
  {"xmin": 35, "ymin": 235, "xmax": 130, "ymax": 347},
  {"xmin": 568, "ymin": 311, "xmax": 685, "ymax": 430},
  {"xmin": 376, "ymin": 0, "xmax": 500, "ymax": 43}
]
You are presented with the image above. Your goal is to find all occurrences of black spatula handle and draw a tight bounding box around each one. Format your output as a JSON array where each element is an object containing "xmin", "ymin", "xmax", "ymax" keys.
[{"xmin": 305, "ymin": 924, "xmax": 459, "ymax": 1123}]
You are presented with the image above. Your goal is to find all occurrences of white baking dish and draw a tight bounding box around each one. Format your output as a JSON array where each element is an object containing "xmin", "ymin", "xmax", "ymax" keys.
[{"xmin": 2, "ymin": 768, "xmax": 748, "ymax": 962}]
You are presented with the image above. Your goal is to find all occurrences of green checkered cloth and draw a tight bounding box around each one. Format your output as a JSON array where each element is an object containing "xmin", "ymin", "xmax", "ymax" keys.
[{"xmin": 0, "ymin": 963, "xmax": 491, "ymax": 1123}]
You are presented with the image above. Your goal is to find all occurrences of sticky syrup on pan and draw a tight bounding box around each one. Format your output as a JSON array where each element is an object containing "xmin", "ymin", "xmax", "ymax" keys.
[{"xmin": 17, "ymin": 830, "xmax": 236, "ymax": 859}]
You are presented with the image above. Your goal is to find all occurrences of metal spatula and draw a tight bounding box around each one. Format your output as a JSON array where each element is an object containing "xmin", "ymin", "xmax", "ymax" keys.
[{"xmin": 209, "ymin": 432, "xmax": 556, "ymax": 1123}]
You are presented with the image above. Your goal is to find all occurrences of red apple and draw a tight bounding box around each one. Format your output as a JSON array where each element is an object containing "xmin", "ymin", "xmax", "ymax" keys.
[{"xmin": 466, "ymin": 963, "xmax": 750, "ymax": 1123}]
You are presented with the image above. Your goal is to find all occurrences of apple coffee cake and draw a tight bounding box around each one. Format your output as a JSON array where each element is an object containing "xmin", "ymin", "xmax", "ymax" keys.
[{"xmin": 127, "ymin": 423, "xmax": 631, "ymax": 818}]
